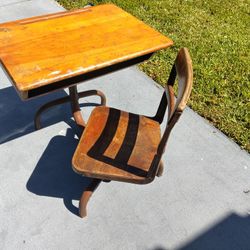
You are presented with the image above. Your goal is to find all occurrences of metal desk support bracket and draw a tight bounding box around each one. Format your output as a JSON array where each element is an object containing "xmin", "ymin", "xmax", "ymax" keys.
[{"xmin": 34, "ymin": 85, "xmax": 106, "ymax": 130}]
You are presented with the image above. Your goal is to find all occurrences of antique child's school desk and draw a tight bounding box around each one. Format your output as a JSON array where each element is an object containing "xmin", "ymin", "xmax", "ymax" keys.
[{"xmin": 0, "ymin": 4, "xmax": 173, "ymax": 128}]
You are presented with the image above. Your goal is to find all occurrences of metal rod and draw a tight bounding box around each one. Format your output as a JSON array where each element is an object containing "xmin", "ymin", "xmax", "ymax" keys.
[
  {"xmin": 69, "ymin": 85, "xmax": 86, "ymax": 128},
  {"xmin": 34, "ymin": 86, "xmax": 106, "ymax": 130}
]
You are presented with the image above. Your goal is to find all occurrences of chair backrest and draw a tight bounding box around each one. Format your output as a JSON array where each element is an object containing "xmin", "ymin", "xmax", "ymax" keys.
[{"xmin": 151, "ymin": 48, "xmax": 193, "ymax": 165}]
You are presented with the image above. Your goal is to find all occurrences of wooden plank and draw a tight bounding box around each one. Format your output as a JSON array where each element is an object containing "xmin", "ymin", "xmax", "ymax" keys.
[{"xmin": 0, "ymin": 4, "xmax": 173, "ymax": 95}]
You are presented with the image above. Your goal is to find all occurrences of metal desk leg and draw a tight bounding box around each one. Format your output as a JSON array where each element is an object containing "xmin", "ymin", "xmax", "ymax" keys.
[
  {"xmin": 69, "ymin": 87, "xmax": 107, "ymax": 128},
  {"xmin": 34, "ymin": 95, "xmax": 71, "ymax": 130},
  {"xmin": 69, "ymin": 86, "xmax": 86, "ymax": 128},
  {"xmin": 34, "ymin": 86, "xmax": 106, "ymax": 130}
]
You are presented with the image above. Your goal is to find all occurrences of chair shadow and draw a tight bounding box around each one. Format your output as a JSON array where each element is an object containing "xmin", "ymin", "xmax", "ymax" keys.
[{"xmin": 26, "ymin": 127, "xmax": 95, "ymax": 216}]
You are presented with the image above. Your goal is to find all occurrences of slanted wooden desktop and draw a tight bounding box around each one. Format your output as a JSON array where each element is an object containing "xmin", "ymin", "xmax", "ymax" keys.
[{"xmin": 0, "ymin": 4, "xmax": 173, "ymax": 128}]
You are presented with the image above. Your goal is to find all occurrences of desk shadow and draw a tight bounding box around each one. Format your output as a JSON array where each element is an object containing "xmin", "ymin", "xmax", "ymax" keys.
[
  {"xmin": 26, "ymin": 128, "xmax": 94, "ymax": 216},
  {"xmin": 0, "ymin": 86, "xmax": 70, "ymax": 144},
  {"xmin": 0, "ymin": 86, "xmax": 101, "ymax": 145},
  {"xmin": 178, "ymin": 213, "xmax": 250, "ymax": 250}
]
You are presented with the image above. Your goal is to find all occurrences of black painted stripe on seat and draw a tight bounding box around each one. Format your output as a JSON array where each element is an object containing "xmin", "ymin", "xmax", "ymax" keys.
[
  {"xmin": 114, "ymin": 113, "xmax": 139, "ymax": 164},
  {"xmin": 88, "ymin": 108, "xmax": 121, "ymax": 156},
  {"xmin": 87, "ymin": 109, "xmax": 146, "ymax": 177}
]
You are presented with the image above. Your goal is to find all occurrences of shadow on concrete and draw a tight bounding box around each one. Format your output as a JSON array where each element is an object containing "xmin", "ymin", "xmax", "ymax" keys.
[
  {"xmin": 0, "ymin": 86, "xmax": 70, "ymax": 144},
  {"xmin": 150, "ymin": 247, "xmax": 169, "ymax": 250},
  {"xmin": 177, "ymin": 213, "xmax": 250, "ymax": 250},
  {"xmin": 148, "ymin": 214, "xmax": 250, "ymax": 250},
  {"xmin": 0, "ymin": 86, "xmax": 101, "ymax": 144},
  {"xmin": 26, "ymin": 128, "xmax": 95, "ymax": 216}
]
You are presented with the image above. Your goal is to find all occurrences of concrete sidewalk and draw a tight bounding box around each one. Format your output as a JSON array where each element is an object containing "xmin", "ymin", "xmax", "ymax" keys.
[{"xmin": 0, "ymin": 1, "xmax": 249, "ymax": 249}]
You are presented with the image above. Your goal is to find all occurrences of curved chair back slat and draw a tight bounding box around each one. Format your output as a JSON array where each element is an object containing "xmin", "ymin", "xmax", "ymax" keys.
[{"xmin": 157, "ymin": 47, "xmax": 193, "ymax": 158}]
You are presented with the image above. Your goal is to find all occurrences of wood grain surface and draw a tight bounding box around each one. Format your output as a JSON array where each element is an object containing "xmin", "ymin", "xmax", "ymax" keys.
[
  {"xmin": 72, "ymin": 106, "xmax": 161, "ymax": 184},
  {"xmin": 0, "ymin": 4, "xmax": 173, "ymax": 93}
]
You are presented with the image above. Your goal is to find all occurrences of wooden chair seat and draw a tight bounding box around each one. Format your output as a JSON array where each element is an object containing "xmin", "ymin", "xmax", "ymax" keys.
[{"xmin": 72, "ymin": 106, "xmax": 161, "ymax": 184}]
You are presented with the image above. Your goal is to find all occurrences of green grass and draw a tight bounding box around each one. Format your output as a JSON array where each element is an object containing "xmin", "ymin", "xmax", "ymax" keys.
[{"xmin": 57, "ymin": 0, "xmax": 250, "ymax": 151}]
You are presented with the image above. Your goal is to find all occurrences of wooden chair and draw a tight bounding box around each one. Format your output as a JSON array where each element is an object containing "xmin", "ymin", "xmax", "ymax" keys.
[{"xmin": 72, "ymin": 48, "xmax": 193, "ymax": 217}]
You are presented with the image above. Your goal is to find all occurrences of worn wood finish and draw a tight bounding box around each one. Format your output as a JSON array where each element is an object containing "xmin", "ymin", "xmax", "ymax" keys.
[
  {"xmin": 72, "ymin": 48, "xmax": 193, "ymax": 217},
  {"xmin": 73, "ymin": 106, "xmax": 161, "ymax": 184},
  {"xmin": 0, "ymin": 4, "xmax": 173, "ymax": 99},
  {"xmin": 156, "ymin": 48, "xmax": 193, "ymax": 156}
]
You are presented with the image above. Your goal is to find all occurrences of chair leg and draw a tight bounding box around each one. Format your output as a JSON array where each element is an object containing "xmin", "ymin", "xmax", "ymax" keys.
[
  {"xmin": 79, "ymin": 178, "xmax": 101, "ymax": 218},
  {"xmin": 156, "ymin": 160, "xmax": 164, "ymax": 177}
]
